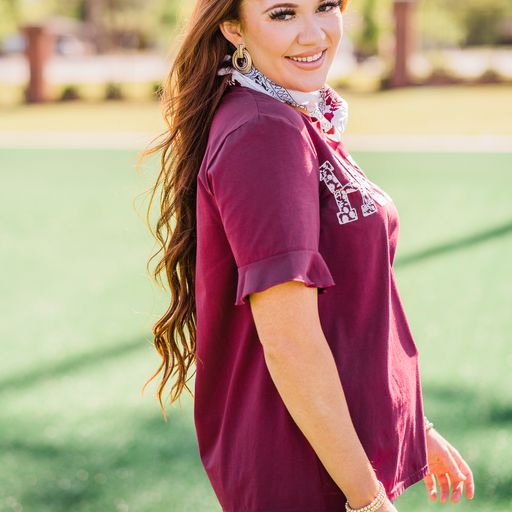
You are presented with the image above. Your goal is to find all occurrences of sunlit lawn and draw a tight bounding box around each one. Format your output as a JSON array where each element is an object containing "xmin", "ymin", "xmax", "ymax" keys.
[
  {"xmin": 0, "ymin": 84, "xmax": 511, "ymax": 135},
  {"xmin": 0, "ymin": 146, "xmax": 511, "ymax": 511}
]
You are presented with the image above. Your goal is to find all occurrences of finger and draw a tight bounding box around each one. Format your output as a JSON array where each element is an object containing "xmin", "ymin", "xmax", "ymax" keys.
[
  {"xmin": 423, "ymin": 472, "xmax": 437, "ymax": 502},
  {"xmin": 464, "ymin": 468, "xmax": 475, "ymax": 500},
  {"xmin": 451, "ymin": 480, "xmax": 465, "ymax": 504},
  {"xmin": 447, "ymin": 444, "xmax": 475, "ymax": 500},
  {"xmin": 437, "ymin": 473, "xmax": 451, "ymax": 504},
  {"xmin": 443, "ymin": 447, "xmax": 467, "ymax": 483}
]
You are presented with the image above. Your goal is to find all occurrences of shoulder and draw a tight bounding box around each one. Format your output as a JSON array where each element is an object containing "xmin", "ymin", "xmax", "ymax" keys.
[
  {"xmin": 202, "ymin": 86, "xmax": 320, "ymax": 196},
  {"xmin": 209, "ymin": 86, "xmax": 314, "ymax": 147}
]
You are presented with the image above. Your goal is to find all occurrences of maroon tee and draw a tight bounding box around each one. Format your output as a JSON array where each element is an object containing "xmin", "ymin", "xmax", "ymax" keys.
[{"xmin": 194, "ymin": 85, "xmax": 429, "ymax": 512}]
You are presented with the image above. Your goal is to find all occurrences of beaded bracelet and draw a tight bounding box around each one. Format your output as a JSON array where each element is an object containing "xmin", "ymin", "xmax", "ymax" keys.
[
  {"xmin": 345, "ymin": 480, "xmax": 386, "ymax": 512},
  {"xmin": 424, "ymin": 415, "xmax": 434, "ymax": 432}
]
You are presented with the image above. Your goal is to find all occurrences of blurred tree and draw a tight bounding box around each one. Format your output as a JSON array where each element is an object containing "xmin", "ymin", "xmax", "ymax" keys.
[
  {"xmin": 0, "ymin": 0, "xmax": 20, "ymax": 42},
  {"xmin": 419, "ymin": 0, "xmax": 512, "ymax": 47},
  {"xmin": 460, "ymin": 0, "xmax": 511, "ymax": 45},
  {"xmin": 353, "ymin": 0, "xmax": 380, "ymax": 61},
  {"xmin": 418, "ymin": 0, "xmax": 465, "ymax": 49},
  {"xmin": 80, "ymin": 0, "xmax": 111, "ymax": 52},
  {"xmin": 0, "ymin": 0, "xmax": 186, "ymax": 51},
  {"xmin": 85, "ymin": 0, "xmax": 187, "ymax": 51},
  {"xmin": 3, "ymin": 0, "xmax": 509, "ymax": 52}
]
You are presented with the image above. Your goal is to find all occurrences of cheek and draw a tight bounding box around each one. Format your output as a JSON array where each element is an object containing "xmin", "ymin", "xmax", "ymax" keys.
[
  {"xmin": 249, "ymin": 24, "xmax": 295, "ymax": 60},
  {"xmin": 328, "ymin": 17, "xmax": 343, "ymax": 42}
]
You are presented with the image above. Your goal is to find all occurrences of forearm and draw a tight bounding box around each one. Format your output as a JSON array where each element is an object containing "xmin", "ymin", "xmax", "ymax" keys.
[{"xmin": 263, "ymin": 334, "xmax": 380, "ymax": 508}]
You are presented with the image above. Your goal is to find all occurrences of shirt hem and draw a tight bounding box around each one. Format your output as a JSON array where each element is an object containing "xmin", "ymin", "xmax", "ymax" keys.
[
  {"xmin": 387, "ymin": 463, "xmax": 430, "ymax": 502},
  {"xmin": 221, "ymin": 464, "xmax": 430, "ymax": 512},
  {"xmin": 223, "ymin": 507, "xmax": 335, "ymax": 512}
]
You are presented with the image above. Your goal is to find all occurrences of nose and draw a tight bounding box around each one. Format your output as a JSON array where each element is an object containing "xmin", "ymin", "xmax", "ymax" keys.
[{"xmin": 296, "ymin": 15, "xmax": 327, "ymax": 46}]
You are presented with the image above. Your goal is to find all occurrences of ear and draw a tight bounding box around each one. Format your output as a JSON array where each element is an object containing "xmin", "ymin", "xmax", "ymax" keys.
[{"xmin": 219, "ymin": 19, "xmax": 244, "ymax": 48}]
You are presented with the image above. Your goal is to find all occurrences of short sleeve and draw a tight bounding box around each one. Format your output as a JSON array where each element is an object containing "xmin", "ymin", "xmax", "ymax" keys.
[{"xmin": 208, "ymin": 113, "xmax": 336, "ymax": 306}]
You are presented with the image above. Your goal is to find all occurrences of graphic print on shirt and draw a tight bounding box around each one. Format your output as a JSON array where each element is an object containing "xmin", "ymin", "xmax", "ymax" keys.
[{"xmin": 319, "ymin": 153, "xmax": 393, "ymax": 225}]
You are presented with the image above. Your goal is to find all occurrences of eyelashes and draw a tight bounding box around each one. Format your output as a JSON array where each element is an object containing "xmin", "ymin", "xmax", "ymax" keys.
[{"xmin": 268, "ymin": 0, "xmax": 343, "ymax": 22}]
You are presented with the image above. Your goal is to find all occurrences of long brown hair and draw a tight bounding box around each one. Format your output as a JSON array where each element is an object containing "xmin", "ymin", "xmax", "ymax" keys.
[{"xmin": 137, "ymin": 0, "xmax": 350, "ymax": 421}]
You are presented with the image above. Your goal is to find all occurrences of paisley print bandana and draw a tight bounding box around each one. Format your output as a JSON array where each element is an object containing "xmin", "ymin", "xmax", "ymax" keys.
[{"xmin": 217, "ymin": 56, "xmax": 349, "ymax": 143}]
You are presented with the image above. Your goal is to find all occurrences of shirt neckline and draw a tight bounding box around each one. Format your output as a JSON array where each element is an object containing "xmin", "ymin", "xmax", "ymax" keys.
[{"xmin": 228, "ymin": 85, "xmax": 313, "ymax": 119}]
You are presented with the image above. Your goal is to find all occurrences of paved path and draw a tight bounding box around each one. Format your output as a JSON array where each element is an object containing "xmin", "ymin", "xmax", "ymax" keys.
[{"xmin": 0, "ymin": 131, "xmax": 511, "ymax": 152}]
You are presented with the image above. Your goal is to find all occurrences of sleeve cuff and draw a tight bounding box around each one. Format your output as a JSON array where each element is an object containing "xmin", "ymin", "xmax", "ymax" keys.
[{"xmin": 235, "ymin": 249, "xmax": 336, "ymax": 306}]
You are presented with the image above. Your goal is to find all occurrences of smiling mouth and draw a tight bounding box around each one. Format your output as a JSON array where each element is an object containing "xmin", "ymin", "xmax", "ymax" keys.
[{"xmin": 286, "ymin": 49, "xmax": 326, "ymax": 63}]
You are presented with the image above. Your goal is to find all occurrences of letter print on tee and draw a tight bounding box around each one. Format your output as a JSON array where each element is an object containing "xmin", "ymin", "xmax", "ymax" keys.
[{"xmin": 320, "ymin": 153, "xmax": 393, "ymax": 225}]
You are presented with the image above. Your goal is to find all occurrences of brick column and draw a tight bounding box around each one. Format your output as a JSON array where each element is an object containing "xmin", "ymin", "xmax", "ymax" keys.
[
  {"xmin": 392, "ymin": 0, "xmax": 416, "ymax": 88},
  {"xmin": 23, "ymin": 25, "xmax": 55, "ymax": 103}
]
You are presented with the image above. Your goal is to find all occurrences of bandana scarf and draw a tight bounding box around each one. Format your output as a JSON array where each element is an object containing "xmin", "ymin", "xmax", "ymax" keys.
[{"xmin": 218, "ymin": 56, "xmax": 348, "ymax": 143}]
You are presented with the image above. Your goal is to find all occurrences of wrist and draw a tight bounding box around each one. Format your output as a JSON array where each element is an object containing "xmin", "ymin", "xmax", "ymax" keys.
[
  {"xmin": 424, "ymin": 415, "xmax": 434, "ymax": 432},
  {"xmin": 345, "ymin": 480, "xmax": 386, "ymax": 512}
]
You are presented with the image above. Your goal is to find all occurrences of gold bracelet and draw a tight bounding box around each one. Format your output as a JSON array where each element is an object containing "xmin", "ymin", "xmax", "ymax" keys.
[{"xmin": 345, "ymin": 480, "xmax": 386, "ymax": 512}]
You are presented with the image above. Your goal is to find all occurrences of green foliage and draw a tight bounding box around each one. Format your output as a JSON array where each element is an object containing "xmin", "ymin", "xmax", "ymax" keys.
[
  {"xmin": 0, "ymin": 0, "xmax": 82, "ymax": 42},
  {"xmin": 87, "ymin": 0, "xmax": 188, "ymax": 49},
  {"xmin": 355, "ymin": 0, "xmax": 380, "ymax": 58},
  {"xmin": 350, "ymin": 0, "xmax": 512, "ymax": 58},
  {"xmin": 105, "ymin": 82, "xmax": 124, "ymax": 100},
  {"xmin": 0, "ymin": 0, "xmax": 185, "ymax": 48},
  {"xmin": 460, "ymin": 0, "xmax": 511, "ymax": 45},
  {"xmin": 418, "ymin": 3, "xmax": 465, "ymax": 48},
  {"xmin": 2, "ymin": 0, "xmax": 511, "ymax": 53},
  {"xmin": 0, "ymin": 0, "xmax": 19, "ymax": 41},
  {"xmin": 419, "ymin": 0, "xmax": 512, "ymax": 47},
  {"xmin": 59, "ymin": 84, "xmax": 81, "ymax": 101}
]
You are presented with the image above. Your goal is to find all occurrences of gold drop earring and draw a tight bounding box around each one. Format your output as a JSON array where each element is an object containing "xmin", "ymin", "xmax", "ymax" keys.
[{"xmin": 232, "ymin": 43, "xmax": 252, "ymax": 74}]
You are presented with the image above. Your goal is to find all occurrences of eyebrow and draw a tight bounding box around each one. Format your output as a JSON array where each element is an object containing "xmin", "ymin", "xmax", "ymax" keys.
[
  {"xmin": 263, "ymin": 3, "xmax": 298, "ymax": 14},
  {"xmin": 262, "ymin": 1, "xmax": 328, "ymax": 14}
]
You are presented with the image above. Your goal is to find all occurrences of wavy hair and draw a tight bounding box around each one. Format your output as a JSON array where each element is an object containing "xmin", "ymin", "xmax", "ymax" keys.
[{"xmin": 137, "ymin": 0, "xmax": 350, "ymax": 421}]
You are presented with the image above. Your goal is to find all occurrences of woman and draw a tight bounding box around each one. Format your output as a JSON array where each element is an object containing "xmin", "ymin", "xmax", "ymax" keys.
[{"xmin": 140, "ymin": 0, "xmax": 475, "ymax": 510}]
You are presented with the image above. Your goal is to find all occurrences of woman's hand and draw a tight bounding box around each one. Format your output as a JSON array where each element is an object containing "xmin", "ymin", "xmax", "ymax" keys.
[{"xmin": 422, "ymin": 427, "xmax": 475, "ymax": 504}]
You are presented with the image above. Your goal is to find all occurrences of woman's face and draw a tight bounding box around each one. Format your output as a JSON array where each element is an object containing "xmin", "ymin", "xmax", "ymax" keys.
[{"xmin": 222, "ymin": 0, "xmax": 343, "ymax": 92}]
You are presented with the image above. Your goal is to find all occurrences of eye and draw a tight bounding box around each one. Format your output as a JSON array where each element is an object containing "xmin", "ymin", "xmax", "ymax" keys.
[
  {"xmin": 268, "ymin": 8, "xmax": 295, "ymax": 22},
  {"xmin": 268, "ymin": 0, "xmax": 342, "ymax": 22},
  {"xmin": 318, "ymin": 0, "xmax": 343, "ymax": 13}
]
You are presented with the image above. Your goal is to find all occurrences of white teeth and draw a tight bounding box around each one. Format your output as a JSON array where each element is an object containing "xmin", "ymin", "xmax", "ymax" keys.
[{"xmin": 289, "ymin": 51, "xmax": 323, "ymax": 63}]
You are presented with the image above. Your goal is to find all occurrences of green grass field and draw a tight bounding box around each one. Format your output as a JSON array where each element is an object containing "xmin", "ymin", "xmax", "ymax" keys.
[{"xmin": 0, "ymin": 147, "xmax": 511, "ymax": 511}]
